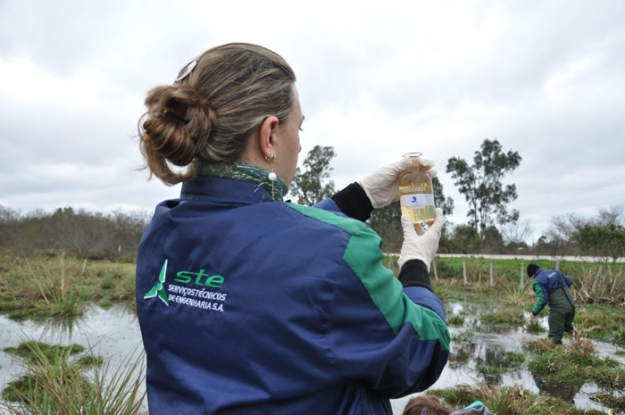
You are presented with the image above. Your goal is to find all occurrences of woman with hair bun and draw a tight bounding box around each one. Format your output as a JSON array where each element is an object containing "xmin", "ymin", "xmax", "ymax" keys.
[{"xmin": 136, "ymin": 42, "xmax": 450, "ymax": 415}]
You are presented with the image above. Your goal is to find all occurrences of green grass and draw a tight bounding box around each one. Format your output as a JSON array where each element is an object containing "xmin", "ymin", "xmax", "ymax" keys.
[
  {"xmin": 574, "ymin": 304, "xmax": 625, "ymax": 345},
  {"xmin": 97, "ymin": 301, "xmax": 115, "ymax": 310},
  {"xmin": 435, "ymin": 256, "xmax": 534, "ymax": 284},
  {"xmin": 477, "ymin": 365, "xmax": 507, "ymax": 375},
  {"xmin": 4, "ymin": 341, "xmax": 85, "ymax": 365},
  {"xmin": 525, "ymin": 338, "xmax": 625, "ymax": 390},
  {"xmin": 1, "ymin": 341, "xmax": 145, "ymax": 415},
  {"xmin": 0, "ymin": 254, "xmax": 136, "ymax": 319},
  {"xmin": 476, "ymin": 350, "xmax": 525, "ymax": 377},
  {"xmin": 447, "ymin": 314, "xmax": 465, "ymax": 326},
  {"xmin": 433, "ymin": 279, "xmax": 493, "ymax": 304},
  {"xmin": 501, "ymin": 350, "xmax": 525, "ymax": 368},
  {"xmin": 525, "ymin": 318, "xmax": 547, "ymax": 334},
  {"xmin": 480, "ymin": 308, "xmax": 525, "ymax": 327},
  {"xmin": 99, "ymin": 273, "xmax": 116, "ymax": 290}
]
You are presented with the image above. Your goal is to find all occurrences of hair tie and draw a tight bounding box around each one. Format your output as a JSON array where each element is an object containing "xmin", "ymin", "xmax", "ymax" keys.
[
  {"xmin": 163, "ymin": 110, "xmax": 187, "ymax": 124},
  {"xmin": 176, "ymin": 60, "xmax": 197, "ymax": 82},
  {"xmin": 421, "ymin": 407, "xmax": 428, "ymax": 415}
]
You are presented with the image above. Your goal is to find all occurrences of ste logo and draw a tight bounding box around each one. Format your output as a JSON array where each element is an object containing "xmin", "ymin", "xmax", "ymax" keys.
[
  {"xmin": 144, "ymin": 260, "xmax": 169, "ymax": 306},
  {"xmin": 144, "ymin": 260, "xmax": 226, "ymax": 307}
]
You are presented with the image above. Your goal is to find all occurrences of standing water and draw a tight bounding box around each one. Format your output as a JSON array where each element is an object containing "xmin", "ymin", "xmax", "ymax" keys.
[
  {"xmin": 1, "ymin": 302, "xmax": 623, "ymax": 414},
  {"xmin": 0, "ymin": 304, "xmax": 145, "ymax": 413}
]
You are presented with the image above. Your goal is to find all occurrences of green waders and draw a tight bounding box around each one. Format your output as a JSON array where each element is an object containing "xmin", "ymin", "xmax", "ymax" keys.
[{"xmin": 548, "ymin": 287, "xmax": 576, "ymax": 345}]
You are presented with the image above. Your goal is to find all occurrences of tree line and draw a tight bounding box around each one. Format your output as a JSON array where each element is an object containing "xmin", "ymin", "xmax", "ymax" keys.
[
  {"xmin": 2, "ymin": 139, "xmax": 623, "ymax": 262},
  {"xmin": 0, "ymin": 206, "xmax": 150, "ymax": 260},
  {"xmin": 291, "ymin": 141, "xmax": 625, "ymax": 261}
]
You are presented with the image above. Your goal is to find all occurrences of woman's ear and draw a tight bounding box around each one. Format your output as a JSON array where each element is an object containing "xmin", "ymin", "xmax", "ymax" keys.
[{"xmin": 258, "ymin": 116, "xmax": 280, "ymax": 159}]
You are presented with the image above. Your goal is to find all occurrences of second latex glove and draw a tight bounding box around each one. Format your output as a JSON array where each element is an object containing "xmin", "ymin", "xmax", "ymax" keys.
[
  {"xmin": 359, "ymin": 157, "xmax": 437, "ymax": 209},
  {"xmin": 398, "ymin": 208, "xmax": 444, "ymax": 272}
]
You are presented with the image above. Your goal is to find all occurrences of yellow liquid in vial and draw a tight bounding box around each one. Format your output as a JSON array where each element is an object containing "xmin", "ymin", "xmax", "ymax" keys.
[
  {"xmin": 399, "ymin": 171, "xmax": 436, "ymax": 225},
  {"xmin": 400, "ymin": 204, "xmax": 436, "ymax": 225}
]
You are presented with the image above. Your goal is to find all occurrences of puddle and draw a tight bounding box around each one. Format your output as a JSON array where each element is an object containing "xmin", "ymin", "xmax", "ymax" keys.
[{"xmin": 1, "ymin": 302, "xmax": 622, "ymax": 414}]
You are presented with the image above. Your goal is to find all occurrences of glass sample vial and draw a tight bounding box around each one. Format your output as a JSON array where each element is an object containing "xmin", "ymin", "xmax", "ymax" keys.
[{"xmin": 399, "ymin": 152, "xmax": 436, "ymax": 225}]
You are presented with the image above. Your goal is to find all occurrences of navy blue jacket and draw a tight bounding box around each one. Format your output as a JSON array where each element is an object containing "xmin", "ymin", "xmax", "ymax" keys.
[
  {"xmin": 531, "ymin": 268, "xmax": 574, "ymax": 316},
  {"xmin": 136, "ymin": 176, "xmax": 450, "ymax": 415}
]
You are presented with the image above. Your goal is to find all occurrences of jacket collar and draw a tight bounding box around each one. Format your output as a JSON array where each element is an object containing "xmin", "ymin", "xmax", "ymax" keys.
[
  {"xmin": 180, "ymin": 175, "xmax": 276, "ymax": 204},
  {"xmin": 193, "ymin": 161, "xmax": 288, "ymax": 202}
]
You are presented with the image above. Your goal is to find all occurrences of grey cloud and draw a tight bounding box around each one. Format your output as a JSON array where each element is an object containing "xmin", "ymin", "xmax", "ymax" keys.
[
  {"xmin": 1, "ymin": 0, "xmax": 624, "ymax": 244},
  {"xmin": 0, "ymin": 105, "xmax": 140, "ymax": 170},
  {"xmin": 0, "ymin": 1, "xmax": 126, "ymax": 73}
]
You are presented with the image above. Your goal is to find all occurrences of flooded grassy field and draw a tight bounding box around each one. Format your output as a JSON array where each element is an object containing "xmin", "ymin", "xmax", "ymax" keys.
[
  {"xmin": 1, "ymin": 300, "xmax": 623, "ymax": 414},
  {"xmin": 0, "ymin": 304, "xmax": 145, "ymax": 414},
  {"xmin": 391, "ymin": 301, "xmax": 625, "ymax": 414},
  {"xmin": 1, "ymin": 255, "xmax": 624, "ymax": 414}
]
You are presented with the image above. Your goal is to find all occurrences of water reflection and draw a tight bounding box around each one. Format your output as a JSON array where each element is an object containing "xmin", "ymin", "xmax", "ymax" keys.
[
  {"xmin": 450, "ymin": 336, "xmax": 526, "ymax": 386},
  {"xmin": 449, "ymin": 342, "xmax": 475, "ymax": 366},
  {"xmin": 533, "ymin": 376, "xmax": 583, "ymax": 403},
  {"xmin": 30, "ymin": 314, "xmax": 87, "ymax": 341},
  {"xmin": 23, "ymin": 303, "xmax": 137, "ymax": 344},
  {"xmin": 0, "ymin": 304, "xmax": 142, "ymax": 389}
]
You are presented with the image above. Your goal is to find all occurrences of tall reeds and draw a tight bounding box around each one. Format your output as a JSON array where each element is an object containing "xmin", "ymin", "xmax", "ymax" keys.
[
  {"xmin": 1, "ymin": 341, "xmax": 146, "ymax": 415},
  {"xmin": 499, "ymin": 282, "xmax": 534, "ymax": 307},
  {"xmin": 573, "ymin": 263, "xmax": 625, "ymax": 305}
]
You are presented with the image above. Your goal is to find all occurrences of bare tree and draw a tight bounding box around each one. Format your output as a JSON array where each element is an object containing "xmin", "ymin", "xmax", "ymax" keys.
[
  {"xmin": 596, "ymin": 204, "xmax": 625, "ymax": 227},
  {"xmin": 500, "ymin": 218, "xmax": 534, "ymax": 246}
]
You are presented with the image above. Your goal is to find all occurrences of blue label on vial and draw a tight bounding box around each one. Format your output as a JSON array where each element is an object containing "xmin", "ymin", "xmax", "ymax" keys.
[{"xmin": 400, "ymin": 194, "xmax": 435, "ymax": 207}]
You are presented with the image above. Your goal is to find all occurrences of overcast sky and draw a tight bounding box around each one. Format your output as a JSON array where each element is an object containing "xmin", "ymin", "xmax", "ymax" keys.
[{"xmin": 1, "ymin": 0, "xmax": 623, "ymax": 243}]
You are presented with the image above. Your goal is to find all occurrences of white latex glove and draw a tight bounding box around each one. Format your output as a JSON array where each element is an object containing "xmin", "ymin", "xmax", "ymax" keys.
[
  {"xmin": 398, "ymin": 208, "xmax": 444, "ymax": 272},
  {"xmin": 359, "ymin": 157, "xmax": 437, "ymax": 209}
]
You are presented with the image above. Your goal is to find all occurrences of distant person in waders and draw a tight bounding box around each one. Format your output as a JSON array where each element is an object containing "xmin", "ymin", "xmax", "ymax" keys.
[{"xmin": 527, "ymin": 263, "xmax": 576, "ymax": 344}]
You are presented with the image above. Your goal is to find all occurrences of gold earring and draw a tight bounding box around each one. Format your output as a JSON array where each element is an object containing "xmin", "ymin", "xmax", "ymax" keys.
[{"xmin": 265, "ymin": 154, "xmax": 277, "ymax": 200}]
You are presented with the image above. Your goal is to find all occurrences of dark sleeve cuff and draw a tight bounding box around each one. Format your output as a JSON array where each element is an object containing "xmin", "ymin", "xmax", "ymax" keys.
[
  {"xmin": 398, "ymin": 260, "xmax": 432, "ymax": 292},
  {"xmin": 330, "ymin": 182, "xmax": 374, "ymax": 222}
]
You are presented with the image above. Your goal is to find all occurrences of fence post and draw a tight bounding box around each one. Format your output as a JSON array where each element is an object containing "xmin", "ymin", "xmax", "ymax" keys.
[
  {"xmin": 592, "ymin": 263, "xmax": 603, "ymax": 292},
  {"xmin": 490, "ymin": 258, "xmax": 494, "ymax": 287},
  {"xmin": 555, "ymin": 259, "xmax": 560, "ymax": 270},
  {"xmin": 431, "ymin": 258, "xmax": 439, "ymax": 282},
  {"xmin": 463, "ymin": 257, "xmax": 467, "ymax": 284}
]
